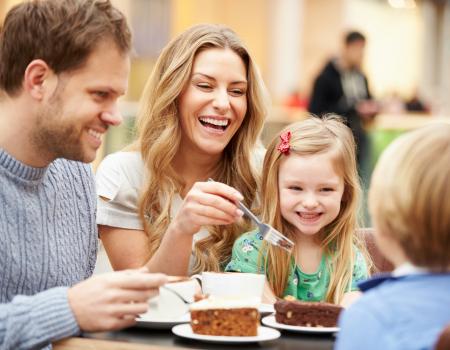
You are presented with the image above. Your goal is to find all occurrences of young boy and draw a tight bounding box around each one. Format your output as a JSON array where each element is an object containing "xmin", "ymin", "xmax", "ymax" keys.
[{"xmin": 336, "ymin": 124, "xmax": 450, "ymax": 350}]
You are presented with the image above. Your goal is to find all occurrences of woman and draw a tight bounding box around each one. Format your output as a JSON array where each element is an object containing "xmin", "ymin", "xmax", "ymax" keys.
[{"xmin": 96, "ymin": 24, "xmax": 269, "ymax": 276}]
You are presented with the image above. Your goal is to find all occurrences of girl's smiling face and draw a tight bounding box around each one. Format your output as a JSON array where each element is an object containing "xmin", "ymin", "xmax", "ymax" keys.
[{"xmin": 278, "ymin": 151, "xmax": 345, "ymax": 238}]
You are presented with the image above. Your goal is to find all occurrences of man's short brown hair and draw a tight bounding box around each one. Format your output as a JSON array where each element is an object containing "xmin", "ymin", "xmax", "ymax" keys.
[{"xmin": 0, "ymin": 0, "xmax": 131, "ymax": 95}]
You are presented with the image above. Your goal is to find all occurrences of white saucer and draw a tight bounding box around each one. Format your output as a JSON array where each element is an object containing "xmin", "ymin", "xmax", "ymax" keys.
[
  {"xmin": 259, "ymin": 303, "xmax": 275, "ymax": 315},
  {"xmin": 262, "ymin": 315, "xmax": 339, "ymax": 333},
  {"xmin": 136, "ymin": 303, "xmax": 273, "ymax": 329},
  {"xmin": 172, "ymin": 324, "xmax": 280, "ymax": 343},
  {"xmin": 136, "ymin": 313, "xmax": 190, "ymax": 329}
]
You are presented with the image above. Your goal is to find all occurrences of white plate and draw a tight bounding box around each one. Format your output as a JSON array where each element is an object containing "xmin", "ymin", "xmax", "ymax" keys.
[
  {"xmin": 136, "ymin": 304, "xmax": 273, "ymax": 329},
  {"xmin": 136, "ymin": 312, "xmax": 190, "ymax": 329},
  {"xmin": 172, "ymin": 324, "xmax": 280, "ymax": 344},
  {"xmin": 262, "ymin": 315, "xmax": 339, "ymax": 333},
  {"xmin": 259, "ymin": 303, "xmax": 275, "ymax": 315}
]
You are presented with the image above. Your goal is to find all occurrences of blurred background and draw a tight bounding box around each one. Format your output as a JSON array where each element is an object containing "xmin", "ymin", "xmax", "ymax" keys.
[{"xmin": 2, "ymin": 0, "xmax": 448, "ymax": 271}]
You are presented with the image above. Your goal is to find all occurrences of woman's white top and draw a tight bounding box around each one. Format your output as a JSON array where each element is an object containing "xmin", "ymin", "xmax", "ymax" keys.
[
  {"xmin": 96, "ymin": 151, "xmax": 210, "ymax": 240},
  {"xmin": 95, "ymin": 148, "xmax": 265, "ymax": 273}
]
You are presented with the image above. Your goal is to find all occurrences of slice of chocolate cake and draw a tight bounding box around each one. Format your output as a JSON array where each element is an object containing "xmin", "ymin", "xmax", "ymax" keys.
[{"xmin": 274, "ymin": 299, "xmax": 343, "ymax": 327}]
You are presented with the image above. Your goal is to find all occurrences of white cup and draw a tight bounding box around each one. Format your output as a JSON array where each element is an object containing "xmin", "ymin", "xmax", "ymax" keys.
[
  {"xmin": 144, "ymin": 278, "xmax": 198, "ymax": 320},
  {"xmin": 197, "ymin": 272, "xmax": 265, "ymax": 302}
]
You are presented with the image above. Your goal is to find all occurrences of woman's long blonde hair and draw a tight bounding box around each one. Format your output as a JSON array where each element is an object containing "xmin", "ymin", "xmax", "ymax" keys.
[
  {"xmin": 133, "ymin": 24, "xmax": 268, "ymax": 274},
  {"xmin": 259, "ymin": 115, "xmax": 369, "ymax": 303}
]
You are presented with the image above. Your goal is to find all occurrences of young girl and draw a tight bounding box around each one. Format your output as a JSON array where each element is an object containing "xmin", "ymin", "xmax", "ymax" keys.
[{"xmin": 226, "ymin": 115, "xmax": 370, "ymax": 305}]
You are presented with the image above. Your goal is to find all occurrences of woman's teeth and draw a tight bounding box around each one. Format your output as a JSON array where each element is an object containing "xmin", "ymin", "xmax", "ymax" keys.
[{"xmin": 199, "ymin": 117, "xmax": 229, "ymax": 130}]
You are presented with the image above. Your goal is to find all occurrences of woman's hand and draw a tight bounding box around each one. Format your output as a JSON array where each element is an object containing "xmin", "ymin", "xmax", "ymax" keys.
[{"xmin": 169, "ymin": 181, "xmax": 244, "ymax": 237}]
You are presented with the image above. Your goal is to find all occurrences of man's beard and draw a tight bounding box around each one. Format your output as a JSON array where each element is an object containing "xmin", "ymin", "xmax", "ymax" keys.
[{"xmin": 32, "ymin": 98, "xmax": 87, "ymax": 163}]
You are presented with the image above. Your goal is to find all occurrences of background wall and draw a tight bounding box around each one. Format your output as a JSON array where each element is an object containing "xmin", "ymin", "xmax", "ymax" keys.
[
  {"xmin": 343, "ymin": 0, "xmax": 422, "ymax": 98},
  {"xmin": 1, "ymin": 0, "xmax": 448, "ymax": 111}
]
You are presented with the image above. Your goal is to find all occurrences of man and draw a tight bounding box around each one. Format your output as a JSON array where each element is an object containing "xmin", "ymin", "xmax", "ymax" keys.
[
  {"xmin": 309, "ymin": 31, "xmax": 378, "ymax": 174},
  {"xmin": 0, "ymin": 1, "xmax": 167, "ymax": 349}
]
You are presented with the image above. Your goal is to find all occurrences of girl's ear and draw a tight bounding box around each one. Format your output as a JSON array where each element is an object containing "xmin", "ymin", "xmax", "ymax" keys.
[{"xmin": 23, "ymin": 59, "xmax": 55, "ymax": 100}]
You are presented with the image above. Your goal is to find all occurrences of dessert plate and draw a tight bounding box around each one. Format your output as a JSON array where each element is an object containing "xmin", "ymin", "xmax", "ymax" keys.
[
  {"xmin": 136, "ymin": 312, "xmax": 190, "ymax": 329},
  {"xmin": 262, "ymin": 315, "xmax": 339, "ymax": 333},
  {"xmin": 259, "ymin": 303, "xmax": 275, "ymax": 315},
  {"xmin": 136, "ymin": 304, "xmax": 273, "ymax": 329},
  {"xmin": 172, "ymin": 324, "xmax": 280, "ymax": 343}
]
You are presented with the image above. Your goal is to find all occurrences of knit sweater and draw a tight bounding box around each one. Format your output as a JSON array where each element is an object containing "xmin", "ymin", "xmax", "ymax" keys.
[{"xmin": 0, "ymin": 149, "xmax": 98, "ymax": 350}]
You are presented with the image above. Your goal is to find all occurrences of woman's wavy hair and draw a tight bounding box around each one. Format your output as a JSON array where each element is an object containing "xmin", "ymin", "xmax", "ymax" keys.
[
  {"xmin": 133, "ymin": 24, "xmax": 269, "ymax": 274},
  {"xmin": 258, "ymin": 115, "xmax": 370, "ymax": 303}
]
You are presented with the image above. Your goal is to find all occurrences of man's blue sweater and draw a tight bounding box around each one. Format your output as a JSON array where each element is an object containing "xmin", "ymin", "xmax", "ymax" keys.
[{"xmin": 0, "ymin": 149, "xmax": 98, "ymax": 349}]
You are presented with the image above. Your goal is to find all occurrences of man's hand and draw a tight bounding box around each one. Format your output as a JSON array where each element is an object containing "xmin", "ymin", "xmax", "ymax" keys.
[{"xmin": 68, "ymin": 269, "xmax": 167, "ymax": 332}]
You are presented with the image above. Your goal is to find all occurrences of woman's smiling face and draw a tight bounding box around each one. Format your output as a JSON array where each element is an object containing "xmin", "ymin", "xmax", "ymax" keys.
[{"xmin": 177, "ymin": 48, "xmax": 248, "ymax": 157}]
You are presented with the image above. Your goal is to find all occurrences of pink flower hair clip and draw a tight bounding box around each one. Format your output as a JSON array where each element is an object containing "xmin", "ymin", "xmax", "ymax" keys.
[{"xmin": 277, "ymin": 131, "xmax": 291, "ymax": 155}]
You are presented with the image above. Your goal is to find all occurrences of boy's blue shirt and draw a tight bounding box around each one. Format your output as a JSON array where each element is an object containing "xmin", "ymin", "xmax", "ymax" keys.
[{"xmin": 335, "ymin": 273, "xmax": 450, "ymax": 350}]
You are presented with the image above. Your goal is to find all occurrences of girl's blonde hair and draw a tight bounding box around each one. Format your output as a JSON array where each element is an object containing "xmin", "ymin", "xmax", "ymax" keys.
[
  {"xmin": 132, "ymin": 24, "xmax": 268, "ymax": 273},
  {"xmin": 259, "ymin": 115, "xmax": 368, "ymax": 303},
  {"xmin": 369, "ymin": 124, "xmax": 450, "ymax": 271}
]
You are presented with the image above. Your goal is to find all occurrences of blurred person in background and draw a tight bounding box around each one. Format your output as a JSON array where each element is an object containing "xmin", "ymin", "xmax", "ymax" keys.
[
  {"xmin": 0, "ymin": 1, "xmax": 167, "ymax": 349},
  {"xmin": 381, "ymin": 91, "xmax": 405, "ymax": 115},
  {"xmin": 96, "ymin": 24, "xmax": 269, "ymax": 276},
  {"xmin": 309, "ymin": 31, "xmax": 378, "ymax": 176}
]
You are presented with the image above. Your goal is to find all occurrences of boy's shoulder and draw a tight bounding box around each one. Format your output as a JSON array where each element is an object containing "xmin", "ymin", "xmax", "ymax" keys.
[
  {"xmin": 370, "ymin": 273, "xmax": 450, "ymax": 292},
  {"xmin": 342, "ymin": 273, "xmax": 450, "ymax": 342},
  {"xmin": 353, "ymin": 273, "xmax": 450, "ymax": 315}
]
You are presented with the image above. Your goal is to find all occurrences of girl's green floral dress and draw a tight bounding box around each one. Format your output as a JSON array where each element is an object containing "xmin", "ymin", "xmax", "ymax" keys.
[{"xmin": 225, "ymin": 229, "xmax": 368, "ymax": 301}]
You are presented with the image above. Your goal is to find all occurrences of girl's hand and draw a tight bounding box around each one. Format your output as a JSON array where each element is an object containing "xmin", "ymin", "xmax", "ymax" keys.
[{"xmin": 169, "ymin": 181, "xmax": 244, "ymax": 236}]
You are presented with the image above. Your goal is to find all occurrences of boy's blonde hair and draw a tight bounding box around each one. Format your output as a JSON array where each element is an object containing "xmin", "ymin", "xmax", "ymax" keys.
[
  {"xmin": 259, "ymin": 115, "xmax": 368, "ymax": 303},
  {"xmin": 369, "ymin": 124, "xmax": 450, "ymax": 271},
  {"xmin": 131, "ymin": 24, "xmax": 269, "ymax": 273}
]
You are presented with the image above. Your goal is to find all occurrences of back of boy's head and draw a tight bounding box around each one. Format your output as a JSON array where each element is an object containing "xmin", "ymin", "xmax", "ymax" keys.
[
  {"xmin": 0, "ymin": 0, "xmax": 131, "ymax": 96},
  {"xmin": 369, "ymin": 124, "xmax": 450, "ymax": 271},
  {"xmin": 261, "ymin": 114, "xmax": 360, "ymax": 230}
]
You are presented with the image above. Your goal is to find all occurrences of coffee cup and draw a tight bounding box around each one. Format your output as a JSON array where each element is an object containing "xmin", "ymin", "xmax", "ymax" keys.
[
  {"xmin": 195, "ymin": 272, "xmax": 265, "ymax": 302},
  {"xmin": 144, "ymin": 276, "xmax": 198, "ymax": 320}
]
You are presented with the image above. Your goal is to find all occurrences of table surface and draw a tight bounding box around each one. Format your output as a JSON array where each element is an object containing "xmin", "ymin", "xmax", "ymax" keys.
[{"xmin": 54, "ymin": 325, "xmax": 335, "ymax": 350}]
